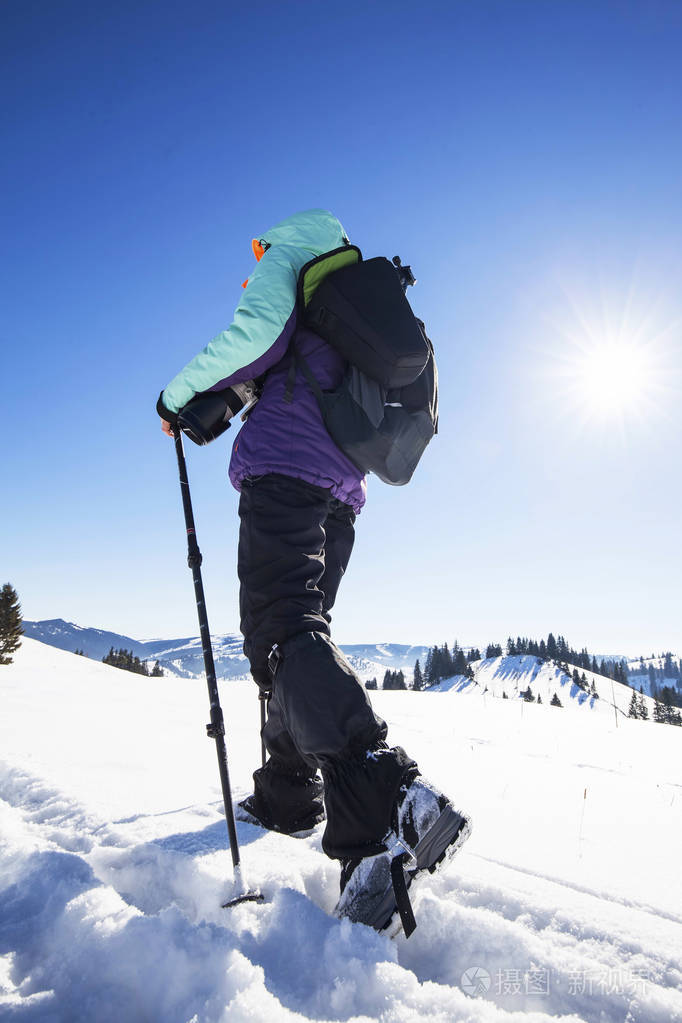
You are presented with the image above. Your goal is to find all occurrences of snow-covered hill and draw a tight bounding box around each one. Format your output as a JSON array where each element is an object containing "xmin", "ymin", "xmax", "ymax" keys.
[
  {"xmin": 22, "ymin": 619, "xmax": 429, "ymax": 683},
  {"xmin": 434, "ymin": 654, "xmax": 658, "ymax": 721},
  {"xmin": 22, "ymin": 619, "xmax": 250, "ymax": 679},
  {"xmin": 1, "ymin": 639, "xmax": 681, "ymax": 1022}
]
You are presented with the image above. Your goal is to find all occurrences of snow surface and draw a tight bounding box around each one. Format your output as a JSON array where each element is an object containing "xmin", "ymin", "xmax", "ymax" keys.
[{"xmin": 1, "ymin": 639, "xmax": 681, "ymax": 1022}]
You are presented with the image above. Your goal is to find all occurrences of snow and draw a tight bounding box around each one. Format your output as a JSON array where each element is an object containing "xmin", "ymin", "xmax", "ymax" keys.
[
  {"xmin": 1, "ymin": 638, "xmax": 681, "ymax": 1022},
  {"xmin": 433, "ymin": 655, "xmax": 658, "ymax": 721}
]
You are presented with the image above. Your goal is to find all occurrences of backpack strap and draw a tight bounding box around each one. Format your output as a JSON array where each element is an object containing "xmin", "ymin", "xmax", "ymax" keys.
[
  {"xmin": 287, "ymin": 338, "xmax": 326, "ymax": 408},
  {"xmin": 283, "ymin": 352, "xmax": 298, "ymax": 404},
  {"xmin": 282, "ymin": 335, "xmax": 327, "ymax": 408}
]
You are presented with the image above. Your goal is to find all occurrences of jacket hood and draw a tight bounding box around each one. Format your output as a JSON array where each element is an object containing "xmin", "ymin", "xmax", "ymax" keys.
[{"xmin": 259, "ymin": 209, "xmax": 349, "ymax": 256}]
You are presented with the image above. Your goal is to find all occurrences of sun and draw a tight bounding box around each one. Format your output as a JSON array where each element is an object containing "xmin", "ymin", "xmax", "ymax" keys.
[
  {"xmin": 569, "ymin": 336, "xmax": 654, "ymax": 418},
  {"xmin": 537, "ymin": 282, "xmax": 676, "ymax": 433}
]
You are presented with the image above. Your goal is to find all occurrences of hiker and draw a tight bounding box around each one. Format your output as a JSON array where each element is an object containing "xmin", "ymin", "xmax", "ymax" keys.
[{"xmin": 157, "ymin": 209, "xmax": 470, "ymax": 934}]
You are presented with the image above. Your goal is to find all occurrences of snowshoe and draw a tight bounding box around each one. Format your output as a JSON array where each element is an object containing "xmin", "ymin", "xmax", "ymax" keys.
[{"xmin": 334, "ymin": 770, "xmax": 471, "ymax": 938}]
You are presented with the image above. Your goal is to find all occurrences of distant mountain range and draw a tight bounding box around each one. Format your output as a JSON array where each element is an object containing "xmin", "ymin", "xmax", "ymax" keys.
[{"xmin": 23, "ymin": 619, "xmax": 430, "ymax": 683}]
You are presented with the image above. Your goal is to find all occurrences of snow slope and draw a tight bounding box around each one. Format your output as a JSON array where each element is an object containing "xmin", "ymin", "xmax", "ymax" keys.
[
  {"xmin": 1, "ymin": 639, "xmax": 681, "ymax": 1022},
  {"xmin": 434, "ymin": 655, "xmax": 658, "ymax": 721}
]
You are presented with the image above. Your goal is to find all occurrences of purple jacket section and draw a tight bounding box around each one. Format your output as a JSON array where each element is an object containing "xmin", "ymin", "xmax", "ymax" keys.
[{"xmin": 228, "ymin": 318, "xmax": 367, "ymax": 513}]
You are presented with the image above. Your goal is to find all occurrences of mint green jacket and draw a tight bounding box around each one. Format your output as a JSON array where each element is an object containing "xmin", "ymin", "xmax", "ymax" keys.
[{"xmin": 162, "ymin": 209, "xmax": 349, "ymax": 413}]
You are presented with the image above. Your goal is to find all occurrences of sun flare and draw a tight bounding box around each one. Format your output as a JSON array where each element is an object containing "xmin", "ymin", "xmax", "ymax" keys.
[{"xmin": 538, "ymin": 282, "xmax": 676, "ymax": 434}]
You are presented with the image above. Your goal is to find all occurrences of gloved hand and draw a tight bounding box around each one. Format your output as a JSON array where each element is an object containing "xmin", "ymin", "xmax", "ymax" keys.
[{"xmin": 157, "ymin": 392, "xmax": 178, "ymax": 437}]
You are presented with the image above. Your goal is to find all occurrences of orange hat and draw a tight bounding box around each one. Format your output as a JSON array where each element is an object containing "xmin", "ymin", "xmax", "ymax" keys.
[{"xmin": 243, "ymin": 238, "xmax": 269, "ymax": 287}]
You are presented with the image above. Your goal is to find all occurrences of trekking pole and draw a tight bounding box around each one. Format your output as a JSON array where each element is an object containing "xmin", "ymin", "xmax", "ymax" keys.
[
  {"xmin": 259, "ymin": 692, "xmax": 268, "ymax": 768},
  {"xmin": 173, "ymin": 427, "xmax": 263, "ymax": 908}
]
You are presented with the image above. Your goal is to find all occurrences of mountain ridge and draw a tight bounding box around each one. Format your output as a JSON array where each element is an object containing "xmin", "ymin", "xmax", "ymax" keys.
[{"xmin": 22, "ymin": 619, "xmax": 431, "ymax": 682}]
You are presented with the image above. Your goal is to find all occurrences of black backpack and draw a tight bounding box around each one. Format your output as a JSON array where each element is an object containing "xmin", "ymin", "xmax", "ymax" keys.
[{"xmin": 292, "ymin": 246, "xmax": 439, "ymax": 486}]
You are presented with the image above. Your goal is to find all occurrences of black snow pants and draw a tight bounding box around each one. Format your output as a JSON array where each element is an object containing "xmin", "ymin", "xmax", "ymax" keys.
[{"xmin": 237, "ymin": 473, "xmax": 413, "ymax": 860}]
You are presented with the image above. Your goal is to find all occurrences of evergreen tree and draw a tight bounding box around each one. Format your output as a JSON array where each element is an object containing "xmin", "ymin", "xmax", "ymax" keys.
[
  {"xmin": 653, "ymin": 698, "xmax": 667, "ymax": 724},
  {"xmin": 637, "ymin": 693, "xmax": 648, "ymax": 720},
  {"xmin": 453, "ymin": 646, "xmax": 468, "ymax": 677},
  {"xmin": 412, "ymin": 660, "xmax": 424, "ymax": 691},
  {"xmin": 546, "ymin": 633, "xmax": 557, "ymax": 659},
  {"xmin": 550, "ymin": 692, "xmax": 563, "ymax": 708},
  {"xmin": 365, "ymin": 677, "xmax": 377, "ymax": 690},
  {"xmin": 0, "ymin": 583, "xmax": 23, "ymax": 666},
  {"xmin": 537, "ymin": 693, "xmax": 542, "ymax": 704},
  {"xmin": 485, "ymin": 643, "xmax": 502, "ymax": 658},
  {"xmin": 628, "ymin": 691, "xmax": 639, "ymax": 719},
  {"xmin": 507, "ymin": 637, "xmax": 517, "ymax": 655},
  {"xmin": 151, "ymin": 661, "xmax": 163, "ymax": 677},
  {"xmin": 442, "ymin": 643, "xmax": 453, "ymax": 677},
  {"xmin": 424, "ymin": 648, "xmax": 434, "ymax": 687}
]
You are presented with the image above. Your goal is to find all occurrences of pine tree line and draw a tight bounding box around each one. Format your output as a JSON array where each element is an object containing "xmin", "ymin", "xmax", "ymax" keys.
[
  {"xmin": 505, "ymin": 633, "xmax": 628, "ymax": 683},
  {"xmin": 628, "ymin": 687, "xmax": 681, "ymax": 726},
  {"xmin": 419, "ymin": 642, "xmax": 476, "ymax": 688},
  {"xmin": 382, "ymin": 669, "xmax": 407, "ymax": 690},
  {"xmin": 102, "ymin": 647, "xmax": 163, "ymax": 677}
]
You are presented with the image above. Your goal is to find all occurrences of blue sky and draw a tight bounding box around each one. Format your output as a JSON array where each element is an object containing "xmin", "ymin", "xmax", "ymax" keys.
[{"xmin": 3, "ymin": 0, "xmax": 681, "ymax": 656}]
